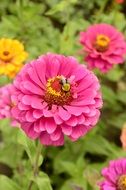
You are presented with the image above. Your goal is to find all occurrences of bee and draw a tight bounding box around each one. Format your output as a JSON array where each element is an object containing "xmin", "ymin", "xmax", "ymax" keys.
[{"xmin": 60, "ymin": 77, "xmax": 71, "ymax": 92}]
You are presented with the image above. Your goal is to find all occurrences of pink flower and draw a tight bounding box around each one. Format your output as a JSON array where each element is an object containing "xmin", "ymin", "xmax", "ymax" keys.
[
  {"xmin": 120, "ymin": 123, "xmax": 126, "ymax": 150},
  {"xmin": 0, "ymin": 84, "xmax": 18, "ymax": 126},
  {"xmin": 12, "ymin": 53, "xmax": 102, "ymax": 146},
  {"xmin": 99, "ymin": 158, "xmax": 126, "ymax": 190},
  {"xmin": 80, "ymin": 24, "xmax": 126, "ymax": 72},
  {"xmin": 0, "ymin": 84, "xmax": 13, "ymax": 119},
  {"xmin": 115, "ymin": 0, "xmax": 124, "ymax": 4}
]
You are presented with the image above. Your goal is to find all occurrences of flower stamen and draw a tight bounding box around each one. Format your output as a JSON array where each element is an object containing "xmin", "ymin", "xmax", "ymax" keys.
[
  {"xmin": 117, "ymin": 175, "xmax": 126, "ymax": 190},
  {"xmin": 94, "ymin": 34, "xmax": 110, "ymax": 52},
  {"xmin": 44, "ymin": 76, "xmax": 73, "ymax": 106},
  {"xmin": 3, "ymin": 51, "xmax": 10, "ymax": 56}
]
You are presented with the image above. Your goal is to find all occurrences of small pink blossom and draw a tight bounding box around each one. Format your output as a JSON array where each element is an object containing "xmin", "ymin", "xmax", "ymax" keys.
[
  {"xmin": 0, "ymin": 84, "xmax": 13, "ymax": 119},
  {"xmin": 99, "ymin": 158, "xmax": 126, "ymax": 190},
  {"xmin": 80, "ymin": 23, "xmax": 126, "ymax": 73},
  {"xmin": 0, "ymin": 84, "xmax": 18, "ymax": 126},
  {"xmin": 12, "ymin": 53, "xmax": 102, "ymax": 146}
]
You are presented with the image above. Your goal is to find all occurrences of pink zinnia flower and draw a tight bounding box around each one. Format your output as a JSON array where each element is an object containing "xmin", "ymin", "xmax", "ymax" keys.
[
  {"xmin": 0, "ymin": 84, "xmax": 18, "ymax": 126},
  {"xmin": 99, "ymin": 158, "xmax": 126, "ymax": 190},
  {"xmin": 0, "ymin": 84, "xmax": 13, "ymax": 119},
  {"xmin": 115, "ymin": 0, "xmax": 124, "ymax": 4},
  {"xmin": 80, "ymin": 24, "xmax": 126, "ymax": 72},
  {"xmin": 12, "ymin": 53, "xmax": 102, "ymax": 146}
]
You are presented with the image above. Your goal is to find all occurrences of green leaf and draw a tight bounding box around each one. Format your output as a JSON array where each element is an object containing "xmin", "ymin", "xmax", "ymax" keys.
[
  {"xmin": 60, "ymin": 161, "xmax": 79, "ymax": 177},
  {"xmin": 84, "ymin": 134, "xmax": 119, "ymax": 157},
  {"xmin": 60, "ymin": 177, "xmax": 87, "ymax": 190},
  {"xmin": 46, "ymin": 0, "xmax": 77, "ymax": 15},
  {"xmin": 113, "ymin": 12, "xmax": 126, "ymax": 31},
  {"xmin": 101, "ymin": 85, "xmax": 117, "ymax": 106},
  {"xmin": 108, "ymin": 113, "xmax": 126, "ymax": 128},
  {"xmin": 17, "ymin": 130, "xmax": 43, "ymax": 165},
  {"xmin": 0, "ymin": 121, "xmax": 23, "ymax": 167},
  {"xmin": 0, "ymin": 175, "xmax": 21, "ymax": 190},
  {"xmin": 59, "ymin": 19, "xmax": 89, "ymax": 55},
  {"xmin": 46, "ymin": 1, "xmax": 68, "ymax": 15},
  {"xmin": 33, "ymin": 172, "xmax": 53, "ymax": 190},
  {"xmin": 106, "ymin": 67, "xmax": 124, "ymax": 82},
  {"xmin": 0, "ymin": 75, "xmax": 10, "ymax": 86},
  {"xmin": 117, "ymin": 91, "xmax": 126, "ymax": 104}
]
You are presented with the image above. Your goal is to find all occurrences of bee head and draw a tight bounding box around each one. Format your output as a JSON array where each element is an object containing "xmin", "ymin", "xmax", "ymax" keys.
[{"xmin": 60, "ymin": 77, "xmax": 71, "ymax": 92}]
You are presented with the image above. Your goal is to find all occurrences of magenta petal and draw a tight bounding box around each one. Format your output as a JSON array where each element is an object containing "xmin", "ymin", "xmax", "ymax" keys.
[
  {"xmin": 33, "ymin": 110, "xmax": 43, "ymax": 119},
  {"xmin": 40, "ymin": 131, "xmax": 64, "ymax": 146},
  {"xmin": 18, "ymin": 102, "xmax": 29, "ymax": 110},
  {"xmin": 50, "ymin": 57, "xmax": 61, "ymax": 77},
  {"xmin": 23, "ymin": 81, "xmax": 43, "ymax": 95},
  {"xmin": 74, "ymin": 66, "xmax": 87, "ymax": 81},
  {"xmin": 50, "ymin": 128, "xmax": 62, "ymax": 141},
  {"xmin": 39, "ymin": 119, "xmax": 46, "ymax": 131},
  {"xmin": 40, "ymin": 132, "xmax": 53, "ymax": 145},
  {"xmin": 58, "ymin": 107, "xmax": 71, "ymax": 121},
  {"xmin": 11, "ymin": 106, "xmax": 21, "ymax": 119},
  {"xmin": 88, "ymin": 109, "xmax": 97, "ymax": 117},
  {"xmin": 22, "ymin": 95, "xmax": 32, "ymax": 105},
  {"xmin": 25, "ymin": 111, "xmax": 36, "ymax": 122},
  {"xmin": 45, "ymin": 118, "xmax": 57, "ymax": 134},
  {"xmin": 27, "ymin": 67, "xmax": 45, "ymax": 89},
  {"xmin": 54, "ymin": 114, "xmax": 63, "ymax": 125},
  {"xmin": 64, "ymin": 105, "xmax": 81, "ymax": 116},
  {"xmin": 31, "ymin": 99, "xmax": 43, "ymax": 109},
  {"xmin": 65, "ymin": 116, "xmax": 78, "ymax": 126},
  {"xmin": 103, "ymin": 185, "xmax": 116, "ymax": 190},
  {"xmin": 71, "ymin": 125, "xmax": 86, "ymax": 139},
  {"xmin": 80, "ymin": 89, "xmax": 97, "ymax": 99},
  {"xmin": 22, "ymin": 95, "xmax": 43, "ymax": 109},
  {"xmin": 34, "ymin": 120, "xmax": 45, "ymax": 132},
  {"xmin": 43, "ymin": 108, "xmax": 53, "ymax": 117},
  {"xmin": 64, "ymin": 105, "xmax": 90, "ymax": 116},
  {"xmin": 22, "ymin": 123, "xmax": 39, "ymax": 139},
  {"xmin": 77, "ymin": 115, "xmax": 85, "ymax": 124},
  {"xmin": 77, "ymin": 75, "xmax": 94, "ymax": 92},
  {"xmin": 52, "ymin": 134, "xmax": 64, "ymax": 146},
  {"xmin": 34, "ymin": 58, "xmax": 47, "ymax": 85},
  {"xmin": 61, "ymin": 124, "xmax": 72, "ymax": 135}
]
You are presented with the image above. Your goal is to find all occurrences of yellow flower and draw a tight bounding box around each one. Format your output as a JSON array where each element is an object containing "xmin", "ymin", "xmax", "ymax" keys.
[{"xmin": 0, "ymin": 38, "xmax": 28, "ymax": 78}]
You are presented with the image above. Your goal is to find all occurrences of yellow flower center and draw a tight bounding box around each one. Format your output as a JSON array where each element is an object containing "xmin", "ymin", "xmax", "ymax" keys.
[
  {"xmin": 44, "ymin": 76, "xmax": 72, "ymax": 106},
  {"xmin": 94, "ymin": 34, "xmax": 110, "ymax": 52},
  {"xmin": 117, "ymin": 175, "xmax": 126, "ymax": 190},
  {"xmin": 1, "ymin": 50, "xmax": 13, "ymax": 62},
  {"xmin": 3, "ymin": 51, "xmax": 9, "ymax": 56}
]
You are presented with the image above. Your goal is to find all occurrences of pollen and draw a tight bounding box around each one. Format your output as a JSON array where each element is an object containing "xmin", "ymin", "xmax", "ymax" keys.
[
  {"xmin": 117, "ymin": 175, "xmax": 126, "ymax": 190},
  {"xmin": 44, "ymin": 76, "xmax": 73, "ymax": 106},
  {"xmin": 94, "ymin": 34, "xmax": 110, "ymax": 52}
]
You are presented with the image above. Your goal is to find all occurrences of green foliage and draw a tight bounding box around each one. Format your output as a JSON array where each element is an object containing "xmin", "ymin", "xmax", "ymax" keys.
[
  {"xmin": 0, "ymin": 0, "xmax": 126, "ymax": 190},
  {"xmin": 0, "ymin": 175, "xmax": 21, "ymax": 190},
  {"xmin": 33, "ymin": 172, "xmax": 53, "ymax": 190},
  {"xmin": 17, "ymin": 130, "xmax": 43, "ymax": 165},
  {"xmin": 0, "ymin": 119, "xmax": 24, "ymax": 168}
]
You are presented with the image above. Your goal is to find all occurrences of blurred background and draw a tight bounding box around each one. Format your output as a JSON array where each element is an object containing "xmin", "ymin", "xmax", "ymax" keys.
[{"xmin": 0, "ymin": 0, "xmax": 126, "ymax": 190}]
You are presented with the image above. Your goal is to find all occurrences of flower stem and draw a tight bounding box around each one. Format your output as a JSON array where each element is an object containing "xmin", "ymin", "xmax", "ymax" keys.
[
  {"xmin": 94, "ymin": 0, "xmax": 110, "ymax": 23},
  {"xmin": 28, "ymin": 142, "xmax": 42, "ymax": 190}
]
